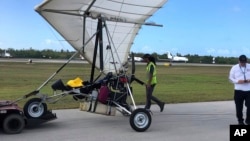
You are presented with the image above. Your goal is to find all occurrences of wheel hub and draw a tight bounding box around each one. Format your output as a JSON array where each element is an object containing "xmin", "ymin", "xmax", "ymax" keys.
[
  {"xmin": 28, "ymin": 102, "xmax": 44, "ymax": 118},
  {"xmin": 134, "ymin": 112, "xmax": 148, "ymax": 128}
]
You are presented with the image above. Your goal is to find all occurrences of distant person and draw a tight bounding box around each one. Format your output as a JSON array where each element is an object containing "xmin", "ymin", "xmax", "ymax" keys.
[
  {"xmin": 142, "ymin": 54, "xmax": 165, "ymax": 112},
  {"xmin": 229, "ymin": 55, "xmax": 250, "ymax": 125},
  {"xmin": 29, "ymin": 59, "xmax": 32, "ymax": 64}
]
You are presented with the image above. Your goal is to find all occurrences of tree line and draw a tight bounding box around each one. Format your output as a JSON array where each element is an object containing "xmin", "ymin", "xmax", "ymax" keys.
[
  {"xmin": 0, "ymin": 48, "xmax": 74, "ymax": 59},
  {"xmin": 132, "ymin": 52, "xmax": 238, "ymax": 64},
  {"xmin": 0, "ymin": 48, "xmax": 239, "ymax": 64}
]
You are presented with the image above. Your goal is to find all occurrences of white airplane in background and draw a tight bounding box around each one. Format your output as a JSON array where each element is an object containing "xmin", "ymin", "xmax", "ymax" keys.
[
  {"xmin": 157, "ymin": 51, "xmax": 188, "ymax": 62},
  {"xmin": 128, "ymin": 56, "xmax": 143, "ymax": 62},
  {"xmin": 0, "ymin": 50, "xmax": 12, "ymax": 58}
]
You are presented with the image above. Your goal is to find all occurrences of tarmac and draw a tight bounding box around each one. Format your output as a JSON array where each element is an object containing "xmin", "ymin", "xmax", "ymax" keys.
[{"xmin": 1, "ymin": 101, "xmax": 239, "ymax": 141}]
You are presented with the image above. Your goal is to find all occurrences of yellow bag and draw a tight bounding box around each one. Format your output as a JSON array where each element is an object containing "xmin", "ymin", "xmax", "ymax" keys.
[{"xmin": 67, "ymin": 77, "xmax": 83, "ymax": 88}]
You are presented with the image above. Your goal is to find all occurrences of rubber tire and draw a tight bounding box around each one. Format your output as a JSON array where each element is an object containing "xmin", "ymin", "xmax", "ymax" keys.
[
  {"xmin": 23, "ymin": 98, "xmax": 47, "ymax": 119},
  {"xmin": 3, "ymin": 114, "xmax": 25, "ymax": 134},
  {"xmin": 129, "ymin": 108, "xmax": 151, "ymax": 132}
]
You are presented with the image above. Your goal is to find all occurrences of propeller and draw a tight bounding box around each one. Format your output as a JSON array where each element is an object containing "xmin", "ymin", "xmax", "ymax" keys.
[{"xmin": 130, "ymin": 52, "xmax": 145, "ymax": 85}]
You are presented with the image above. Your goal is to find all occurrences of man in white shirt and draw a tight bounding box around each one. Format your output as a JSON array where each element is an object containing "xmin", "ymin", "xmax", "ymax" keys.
[{"xmin": 229, "ymin": 55, "xmax": 250, "ymax": 125}]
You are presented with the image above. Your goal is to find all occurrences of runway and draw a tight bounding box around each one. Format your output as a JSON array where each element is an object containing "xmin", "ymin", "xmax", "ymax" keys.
[
  {"xmin": 1, "ymin": 101, "xmax": 236, "ymax": 141},
  {"xmin": 0, "ymin": 58, "xmax": 88, "ymax": 64},
  {"xmin": 0, "ymin": 58, "xmax": 232, "ymax": 67}
]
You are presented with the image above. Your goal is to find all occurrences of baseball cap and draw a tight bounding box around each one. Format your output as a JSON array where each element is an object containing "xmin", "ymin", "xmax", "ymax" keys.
[
  {"xmin": 142, "ymin": 54, "xmax": 151, "ymax": 59},
  {"xmin": 239, "ymin": 55, "xmax": 247, "ymax": 63}
]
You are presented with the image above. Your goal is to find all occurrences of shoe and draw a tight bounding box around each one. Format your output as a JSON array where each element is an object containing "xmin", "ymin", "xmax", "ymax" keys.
[
  {"xmin": 238, "ymin": 121, "xmax": 245, "ymax": 125},
  {"xmin": 245, "ymin": 120, "xmax": 250, "ymax": 125},
  {"xmin": 160, "ymin": 102, "xmax": 165, "ymax": 112}
]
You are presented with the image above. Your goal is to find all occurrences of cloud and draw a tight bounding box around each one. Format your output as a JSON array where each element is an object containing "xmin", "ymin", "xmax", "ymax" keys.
[
  {"xmin": 45, "ymin": 39, "xmax": 59, "ymax": 45},
  {"xmin": 206, "ymin": 48, "xmax": 231, "ymax": 56},
  {"xmin": 169, "ymin": 48, "xmax": 178, "ymax": 53},
  {"xmin": 241, "ymin": 46, "xmax": 250, "ymax": 54},
  {"xmin": 217, "ymin": 49, "xmax": 230, "ymax": 55},
  {"xmin": 140, "ymin": 45, "xmax": 154, "ymax": 53},
  {"xmin": 230, "ymin": 46, "xmax": 250, "ymax": 57},
  {"xmin": 159, "ymin": 49, "xmax": 167, "ymax": 54},
  {"xmin": 232, "ymin": 6, "xmax": 241, "ymax": 12},
  {"xmin": 206, "ymin": 48, "xmax": 216, "ymax": 54},
  {"xmin": 42, "ymin": 38, "xmax": 74, "ymax": 51},
  {"xmin": 207, "ymin": 46, "xmax": 250, "ymax": 57}
]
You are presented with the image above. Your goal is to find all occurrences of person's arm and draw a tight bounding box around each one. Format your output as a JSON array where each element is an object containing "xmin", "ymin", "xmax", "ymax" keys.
[{"xmin": 229, "ymin": 67, "xmax": 238, "ymax": 84}]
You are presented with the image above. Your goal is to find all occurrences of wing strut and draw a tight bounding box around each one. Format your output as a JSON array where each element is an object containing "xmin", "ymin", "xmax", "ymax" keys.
[
  {"xmin": 82, "ymin": 0, "xmax": 97, "ymax": 53},
  {"xmin": 90, "ymin": 18, "xmax": 104, "ymax": 83}
]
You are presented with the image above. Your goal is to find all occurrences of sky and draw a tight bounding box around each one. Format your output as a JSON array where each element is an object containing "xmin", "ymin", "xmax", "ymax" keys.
[{"xmin": 0, "ymin": 0, "xmax": 250, "ymax": 57}]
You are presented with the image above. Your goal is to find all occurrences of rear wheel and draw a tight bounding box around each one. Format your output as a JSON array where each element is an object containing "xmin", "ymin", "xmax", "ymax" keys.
[
  {"xmin": 129, "ymin": 108, "xmax": 151, "ymax": 132},
  {"xmin": 3, "ymin": 114, "xmax": 25, "ymax": 134},
  {"xmin": 23, "ymin": 98, "xmax": 47, "ymax": 118}
]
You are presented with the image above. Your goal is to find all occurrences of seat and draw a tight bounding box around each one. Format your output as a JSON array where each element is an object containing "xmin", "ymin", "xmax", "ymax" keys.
[{"xmin": 51, "ymin": 79, "xmax": 69, "ymax": 91}]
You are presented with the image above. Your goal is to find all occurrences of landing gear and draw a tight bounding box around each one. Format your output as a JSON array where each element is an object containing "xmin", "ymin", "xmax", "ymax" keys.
[{"xmin": 129, "ymin": 108, "xmax": 151, "ymax": 132}]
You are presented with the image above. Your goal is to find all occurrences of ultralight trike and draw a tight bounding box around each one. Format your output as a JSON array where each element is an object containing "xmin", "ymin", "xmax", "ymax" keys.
[{"xmin": 21, "ymin": 0, "xmax": 167, "ymax": 132}]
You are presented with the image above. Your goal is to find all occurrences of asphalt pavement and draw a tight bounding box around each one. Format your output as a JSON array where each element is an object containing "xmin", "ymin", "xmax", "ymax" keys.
[{"xmin": 1, "ymin": 101, "xmax": 238, "ymax": 141}]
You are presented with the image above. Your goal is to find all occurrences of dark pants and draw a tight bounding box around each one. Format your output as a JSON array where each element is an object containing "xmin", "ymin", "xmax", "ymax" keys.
[
  {"xmin": 234, "ymin": 90, "xmax": 250, "ymax": 124},
  {"xmin": 145, "ymin": 84, "xmax": 162, "ymax": 109}
]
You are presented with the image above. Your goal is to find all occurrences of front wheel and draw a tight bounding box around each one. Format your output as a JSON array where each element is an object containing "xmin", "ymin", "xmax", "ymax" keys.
[
  {"xmin": 129, "ymin": 108, "xmax": 151, "ymax": 132},
  {"xmin": 23, "ymin": 98, "xmax": 47, "ymax": 118},
  {"xmin": 3, "ymin": 114, "xmax": 25, "ymax": 134}
]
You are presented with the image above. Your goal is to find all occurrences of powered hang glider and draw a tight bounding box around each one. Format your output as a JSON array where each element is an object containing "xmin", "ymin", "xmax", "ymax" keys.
[
  {"xmin": 20, "ymin": 0, "xmax": 167, "ymax": 132},
  {"xmin": 35, "ymin": 0, "xmax": 166, "ymax": 75}
]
